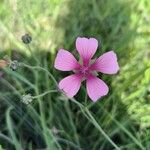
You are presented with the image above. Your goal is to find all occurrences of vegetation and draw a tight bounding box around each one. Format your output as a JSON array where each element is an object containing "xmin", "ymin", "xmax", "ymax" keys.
[{"xmin": 0, "ymin": 0, "xmax": 149, "ymax": 149}]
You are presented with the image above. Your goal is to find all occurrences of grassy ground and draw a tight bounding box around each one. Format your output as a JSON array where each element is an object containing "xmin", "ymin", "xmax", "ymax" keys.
[{"xmin": 0, "ymin": 0, "xmax": 150, "ymax": 149}]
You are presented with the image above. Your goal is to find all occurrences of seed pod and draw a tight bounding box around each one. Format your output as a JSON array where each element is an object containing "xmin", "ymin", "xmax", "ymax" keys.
[{"xmin": 22, "ymin": 34, "xmax": 32, "ymax": 44}]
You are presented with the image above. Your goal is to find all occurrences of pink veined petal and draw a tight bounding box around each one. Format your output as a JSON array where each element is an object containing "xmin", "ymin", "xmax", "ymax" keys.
[
  {"xmin": 91, "ymin": 51, "xmax": 119, "ymax": 74},
  {"xmin": 76, "ymin": 37, "xmax": 98, "ymax": 65},
  {"xmin": 59, "ymin": 74, "xmax": 82, "ymax": 98},
  {"xmin": 86, "ymin": 75, "xmax": 109, "ymax": 102},
  {"xmin": 54, "ymin": 49, "xmax": 80, "ymax": 71}
]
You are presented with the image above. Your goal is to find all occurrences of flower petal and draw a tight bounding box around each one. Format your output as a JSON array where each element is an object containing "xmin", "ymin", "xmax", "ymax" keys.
[
  {"xmin": 91, "ymin": 51, "xmax": 119, "ymax": 74},
  {"xmin": 59, "ymin": 74, "xmax": 82, "ymax": 98},
  {"xmin": 86, "ymin": 75, "xmax": 109, "ymax": 102},
  {"xmin": 54, "ymin": 49, "xmax": 80, "ymax": 71},
  {"xmin": 76, "ymin": 37, "xmax": 98, "ymax": 65}
]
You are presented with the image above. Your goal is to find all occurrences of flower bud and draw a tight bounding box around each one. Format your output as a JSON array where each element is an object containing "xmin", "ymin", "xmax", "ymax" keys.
[
  {"xmin": 22, "ymin": 94, "xmax": 33, "ymax": 105},
  {"xmin": 22, "ymin": 34, "xmax": 32, "ymax": 44},
  {"xmin": 10, "ymin": 60, "xmax": 20, "ymax": 71}
]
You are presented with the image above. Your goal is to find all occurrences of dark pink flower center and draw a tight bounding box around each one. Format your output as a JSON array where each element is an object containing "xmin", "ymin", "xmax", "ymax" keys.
[
  {"xmin": 81, "ymin": 66, "xmax": 89, "ymax": 74},
  {"xmin": 78, "ymin": 65, "xmax": 91, "ymax": 77}
]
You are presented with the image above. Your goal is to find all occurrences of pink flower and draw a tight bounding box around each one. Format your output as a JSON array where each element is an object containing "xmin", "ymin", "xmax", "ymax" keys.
[{"xmin": 54, "ymin": 37, "xmax": 119, "ymax": 102}]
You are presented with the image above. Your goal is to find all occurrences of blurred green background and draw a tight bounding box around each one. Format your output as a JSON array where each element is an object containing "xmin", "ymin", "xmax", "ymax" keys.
[{"xmin": 0, "ymin": 0, "xmax": 150, "ymax": 149}]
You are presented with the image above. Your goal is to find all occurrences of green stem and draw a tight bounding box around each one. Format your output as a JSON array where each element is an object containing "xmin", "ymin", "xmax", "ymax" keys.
[
  {"xmin": 64, "ymin": 101, "xmax": 81, "ymax": 147},
  {"xmin": 71, "ymin": 98, "xmax": 120, "ymax": 150},
  {"xmin": 20, "ymin": 63, "xmax": 58, "ymax": 86},
  {"xmin": 32, "ymin": 90, "xmax": 58, "ymax": 99},
  {"xmin": 26, "ymin": 44, "xmax": 39, "ymax": 63},
  {"xmin": 0, "ymin": 132, "xmax": 13, "ymax": 145},
  {"xmin": 21, "ymin": 63, "xmax": 120, "ymax": 149},
  {"xmin": 85, "ymin": 108, "xmax": 120, "ymax": 150},
  {"xmin": 84, "ymin": 92, "xmax": 88, "ymax": 105}
]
